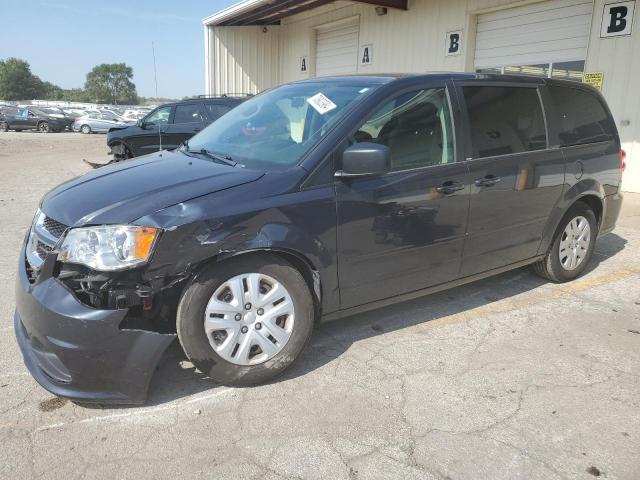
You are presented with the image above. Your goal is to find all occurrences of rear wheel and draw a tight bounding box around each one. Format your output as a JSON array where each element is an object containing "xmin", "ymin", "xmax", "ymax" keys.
[
  {"xmin": 177, "ymin": 254, "xmax": 314, "ymax": 386},
  {"xmin": 37, "ymin": 121, "xmax": 50, "ymax": 133},
  {"xmin": 81, "ymin": 124, "xmax": 91, "ymax": 134},
  {"xmin": 533, "ymin": 202, "xmax": 597, "ymax": 282},
  {"xmin": 0, "ymin": 122, "xmax": 8, "ymax": 132}
]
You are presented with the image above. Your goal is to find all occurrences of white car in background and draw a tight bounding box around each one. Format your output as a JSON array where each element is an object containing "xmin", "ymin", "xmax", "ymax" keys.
[{"xmin": 72, "ymin": 111, "xmax": 132, "ymax": 134}]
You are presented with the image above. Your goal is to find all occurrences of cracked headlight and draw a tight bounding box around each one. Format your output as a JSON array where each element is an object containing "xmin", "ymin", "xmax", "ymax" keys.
[{"xmin": 58, "ymin": 225, "xmax": 159, "ymax": 271}]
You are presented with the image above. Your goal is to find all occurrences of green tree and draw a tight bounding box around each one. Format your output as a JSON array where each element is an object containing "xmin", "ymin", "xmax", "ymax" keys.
[
  {"xmin": 84, "ymin": 63, "xmax": 138, "ymax": 104},
  {"xmin": 0, "ymin": 58, "xmax": 46, "ymax": 100}
]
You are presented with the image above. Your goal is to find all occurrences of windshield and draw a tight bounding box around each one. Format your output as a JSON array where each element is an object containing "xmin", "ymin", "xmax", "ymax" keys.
[{"xmin": 186, "ymin": 82, "xmax": 379, "ymax": 170}]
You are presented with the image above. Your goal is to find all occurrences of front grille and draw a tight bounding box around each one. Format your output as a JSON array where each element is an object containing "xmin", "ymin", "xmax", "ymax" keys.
[
  {"xmin": 35, "ymin": 240, "xmax": 53, "ymax": 258},
  {"xmin": 43, "ymin": 216, "xmax": 67, "ymax": 238},
  {"xmin": 25, "ymin": 211, "xmax": 69, "ymax": 282}
]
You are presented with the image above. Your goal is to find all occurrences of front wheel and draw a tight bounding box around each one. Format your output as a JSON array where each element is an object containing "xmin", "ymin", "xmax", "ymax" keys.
[
  {"xmin": 177, "ymin": 254, "xmax": 314, "ymax": 386},
  {"xmin": 533, "ymin": 202, "xmax": 597, "ymax": 282},
  {"xmin": 0, "ymin": 122, "xmax": 8, "ymax": 132},
  {"xmin": 38, "ymin": 121, "xmax": 50, "ymax": 133},
  {"xmin": 81, "ymin": 125, "xmax": 91, "ymax": 134}
]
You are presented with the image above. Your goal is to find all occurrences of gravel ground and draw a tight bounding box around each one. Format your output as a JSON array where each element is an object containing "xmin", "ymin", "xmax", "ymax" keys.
[{"xmin": 0, "ymin": 131, "xmax": 639, "ymax": 480}]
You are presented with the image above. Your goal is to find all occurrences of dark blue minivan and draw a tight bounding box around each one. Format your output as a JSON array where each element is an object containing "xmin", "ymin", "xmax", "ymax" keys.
[{"xmin": 15, "ymin": 73, "xmax": 625, "ymax": 404}]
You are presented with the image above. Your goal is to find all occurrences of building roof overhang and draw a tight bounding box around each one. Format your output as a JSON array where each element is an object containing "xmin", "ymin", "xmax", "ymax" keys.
[{"xmin": 203, "ymin": 0, "xmax": 407, "ymax": 26}]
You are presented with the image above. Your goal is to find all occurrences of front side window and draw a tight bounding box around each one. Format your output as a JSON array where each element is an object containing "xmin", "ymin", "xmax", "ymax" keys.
[
  {"xmin": 145, "ymin": 106, "xmax": 172, "ymax": 126},
  {"xmin": 463, "ymin": 86, "xmax": 547, "ymax": 159},
  {"xmin": 174, "ymin": 104, "xmax": 204, "ymax": 124},
  {"xmin": 547, "ymin": 85, "xmax": 615, "ymax": 146},
  {"xmin": 187, "ymin": 82, "xmax": 380, "ymax": 171},
  {"xmin": 352, "ymin": 88, "xmax": 455, "ymax": 171}
]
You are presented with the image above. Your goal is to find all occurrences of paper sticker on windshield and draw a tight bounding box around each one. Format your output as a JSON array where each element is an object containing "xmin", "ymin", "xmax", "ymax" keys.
[{"xmin": 307, "ymin": 93, "xmax": 337, "ymax": 115}]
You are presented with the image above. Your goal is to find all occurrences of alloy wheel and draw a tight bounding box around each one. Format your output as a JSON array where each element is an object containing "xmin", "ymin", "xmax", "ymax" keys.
[
  {"xmin": 204, "ymin": 273, "xmax": 295, "ymax": 366},
  {"xmin": 39, "ymin": 122, "xmax": 49, "ymax": 133},
  {"xmin": 559, "ymin": 215, "xmax": 591, "ymax": 271}
]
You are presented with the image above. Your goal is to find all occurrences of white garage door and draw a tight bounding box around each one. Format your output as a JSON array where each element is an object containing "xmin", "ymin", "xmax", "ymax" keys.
[
  {"xmin": 315, "ymin": 18, "xmax": 359, "ymax": 77},
  {"xmin": 474, "ymin": 0, "xmax": 594, "ymax": 70}
]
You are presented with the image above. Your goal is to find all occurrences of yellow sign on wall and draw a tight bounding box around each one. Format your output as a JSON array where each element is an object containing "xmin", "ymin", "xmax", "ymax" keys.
[{"xmin": 583, "ymin": 72, "xmax": 604, "ymax": 91}]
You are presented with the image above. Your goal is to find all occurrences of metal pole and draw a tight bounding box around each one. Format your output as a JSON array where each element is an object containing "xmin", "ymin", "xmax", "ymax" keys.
[{"xmin": 152, "ymin": 41, "xmax": 162, "ymax": 152}]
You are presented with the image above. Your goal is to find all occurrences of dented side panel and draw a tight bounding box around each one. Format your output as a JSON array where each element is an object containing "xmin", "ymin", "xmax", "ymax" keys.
[{"xmin": 137, "ymin": 173, "xmax": 340, "ymax": 314}]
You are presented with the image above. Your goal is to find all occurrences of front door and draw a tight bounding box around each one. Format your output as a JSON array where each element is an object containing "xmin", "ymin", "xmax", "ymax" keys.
[
  {"xmin": 128, "ymin": 105, "xmax": 173, "ymax": 156},
  {"xmin": 336, "ymin": 86, "xmax": 470, "ymax": 309},
  {"xmin": 456, "ymin": 83, "xmax": 565, "ymax": 276}
]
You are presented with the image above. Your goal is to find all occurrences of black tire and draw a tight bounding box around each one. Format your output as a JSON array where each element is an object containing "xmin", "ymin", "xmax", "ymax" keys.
[
  {"xmin": 177, "ymin": 254, "xmax": 315, "ymax": 387},
  {"xmin": 0, "ymin": 122, "xmax": 8, "ymax": 132},
  {"xmin": 111, "ymin": 142, "xmax": 133, "ymax": 162},
  {"xmin": 81, "ymin": 125, "xmax": 91, "ymax": 134},
  {"xmin": 533, "ymin": 202, "xmax": 598, "ymax": 283},
  {"xmin": 38, "ymin": 121, "xmax": 50, "ymax": 133}
]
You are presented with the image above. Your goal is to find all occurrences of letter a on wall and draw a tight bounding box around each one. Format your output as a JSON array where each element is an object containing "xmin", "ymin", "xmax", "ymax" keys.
[
  {"xmin": 601, "ymin": 1, "xmax": 635, "ymax": 37},
  {"xmin": 445, "ymin": 30, "xmax": 463, "ymax": 56},
  {"xmin": 360, "ymin": 44, "xmax": 373, "ymax": 66},
  {"xmin": 300, "ymin": 56, "xmax": 308, "ymax": 72}
]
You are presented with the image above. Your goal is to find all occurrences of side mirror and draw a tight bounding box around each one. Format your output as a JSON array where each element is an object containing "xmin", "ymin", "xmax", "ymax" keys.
[
  {"xmin": 137, "ymin": 119, "xmax": 145, "ymax": 128},
  {"xmin": 336, "ymin": 142, "xmax": 390, "ymax": 178}
]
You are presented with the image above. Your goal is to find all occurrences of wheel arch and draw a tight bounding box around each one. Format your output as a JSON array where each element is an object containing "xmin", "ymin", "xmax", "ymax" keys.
[
  {"xmin": 538, "ymin": 182, "xmax": 605, "ymax": 255},
  {"xmin": 193, "ymin": 248, "xmax": 323, "ymax": 320}
]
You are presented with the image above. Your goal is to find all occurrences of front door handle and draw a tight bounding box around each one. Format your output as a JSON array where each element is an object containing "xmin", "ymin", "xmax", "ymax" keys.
[
  {"xmin": 436, "ymin": 181, "xmax": 465, "ymax": 195},
  {"xmin": 193, "ymin": 127, "xmax": 201, "ymax": 132},
  {"xmin": 474, "ymin": 175, "xmax": 501, "ymax": 187}
]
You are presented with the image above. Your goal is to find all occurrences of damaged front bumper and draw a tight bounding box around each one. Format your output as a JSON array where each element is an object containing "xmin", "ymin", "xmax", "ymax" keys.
[{"xmin": 14, "ymin": 246, "xmax": 176, "ymax": 405}]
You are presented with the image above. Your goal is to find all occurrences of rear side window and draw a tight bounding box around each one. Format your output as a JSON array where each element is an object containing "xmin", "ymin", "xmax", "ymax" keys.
[
  {"xmin": 463, "ymin": 86, "xmax": 547, "ymax": 159},
  {"xmin": 204, "ymin": 104, "xmax": 232, "ymax": 122},
  {"xmin": 174, "ymin": 104, "xmax": 204, "ymax": 124},
  {"xmin": 547, "ymin": 85, "xmax": 615, "ymax": 146}
]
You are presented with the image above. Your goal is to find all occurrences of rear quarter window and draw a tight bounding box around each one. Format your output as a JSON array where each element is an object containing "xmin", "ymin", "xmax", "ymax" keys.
[{"xmin": 547, "ymin": 85, "xmax": 616, "ymax": 146}]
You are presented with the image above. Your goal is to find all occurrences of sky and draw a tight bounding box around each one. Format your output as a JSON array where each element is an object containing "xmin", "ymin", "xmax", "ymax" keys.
[{"xmin": 0, "ymin": 0, "xmax": 239, "ymax": 98}]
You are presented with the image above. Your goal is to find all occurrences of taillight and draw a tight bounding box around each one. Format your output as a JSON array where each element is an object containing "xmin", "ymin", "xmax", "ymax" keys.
[{"xmin": 620, "ymin": 149, "xmax": 627, "ymax": 177}]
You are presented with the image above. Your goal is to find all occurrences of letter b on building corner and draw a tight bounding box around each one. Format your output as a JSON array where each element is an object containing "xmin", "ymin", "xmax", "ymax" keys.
[{"xmin": 601, "ymin": 1, "xmax": 635, "ymax": 37}]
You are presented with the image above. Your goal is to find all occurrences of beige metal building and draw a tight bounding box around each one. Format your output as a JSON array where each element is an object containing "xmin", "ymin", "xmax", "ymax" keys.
[{"xmin": 203, "ymin": 0, "xmax": 639, "ymax": 192}]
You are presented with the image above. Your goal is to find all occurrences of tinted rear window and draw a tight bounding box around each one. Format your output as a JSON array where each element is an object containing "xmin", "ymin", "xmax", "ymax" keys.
[
  {"xmin": 547, "ymin": 85, "xmax": 615, "ymax": 146},
  {"xmin": 204, "ymin": 104, "xmax": 232, "ymax": 121},
  {"xmin": 463, "ymin": 86, "xmax": 547, "ymax": 159},
  {"xmin": 174, "ymin": 104, "xmax": 204, "ymax": 124}
]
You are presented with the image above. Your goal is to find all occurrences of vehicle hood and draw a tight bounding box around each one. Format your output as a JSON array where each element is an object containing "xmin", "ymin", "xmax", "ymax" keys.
[{"xmin": 41, "ymin": 149, "xmax": 265, "ymax": 226}]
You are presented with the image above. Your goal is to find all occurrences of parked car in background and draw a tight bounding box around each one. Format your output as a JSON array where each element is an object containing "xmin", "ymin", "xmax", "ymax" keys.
[
  {"xmin": 0, "ymin": 106, "xmax": 73, "ymax": 132},
  {"xmin": 121, "ymin": 110, "xmax": 147, "ymax": 121},
  {"xmin": 62, "ymin": 108, "xmax": 89, "ymax": 119},
  {"xmin": 72, "ymin": 111, "xmax": 132, "ymax": 134},
  {"xmin": 14, "ymin": 74, "xmax": 624, "ymax": 404},
  {"xmin": 107, "ymin": 96, "xmax": 247, "ymax": 160}
]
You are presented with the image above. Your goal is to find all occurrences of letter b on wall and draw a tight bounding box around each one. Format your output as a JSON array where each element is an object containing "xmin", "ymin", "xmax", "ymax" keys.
[
  {"xmin": 601, "ymin": 1, "xmax": 635, "ymax": 37},
  {"xmin": 445, "ymin": 30, "xmax": 463, "ymax": 56}
]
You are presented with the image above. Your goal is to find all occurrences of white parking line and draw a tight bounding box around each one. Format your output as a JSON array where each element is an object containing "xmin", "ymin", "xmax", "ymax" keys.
[{"xmin": 34, "ymin": 387, "xmax": 233, "ymax": 433}]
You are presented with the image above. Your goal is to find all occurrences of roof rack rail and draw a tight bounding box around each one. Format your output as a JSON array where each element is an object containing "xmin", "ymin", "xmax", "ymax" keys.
[{"xmin": 196, "ymin": 93, "xmax": 255, "ymax": 98}]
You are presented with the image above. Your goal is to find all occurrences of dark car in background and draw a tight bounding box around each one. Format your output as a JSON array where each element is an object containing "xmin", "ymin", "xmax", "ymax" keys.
[
  {"xmin": 106, "ymin": 95, "xmax": 247, "ymax": 160},
  {"xmin": 0, "ymin": 106, "xmax": 74, "ymax": 132},
  {"xmin": 15, "ymin": 74, "xmax": 624, "ymax": 404}
]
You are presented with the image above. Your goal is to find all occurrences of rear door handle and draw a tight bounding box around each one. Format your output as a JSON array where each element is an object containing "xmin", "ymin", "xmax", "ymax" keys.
[
  {"xmin": 436, "ymin": 181, "xmax": 465, "ymax": 195},
  {"xmin": 193, "ymin": 127, "xmax": 201, "ymax": 132},
  {"xmin": 474, "ymin": 175, "xmax": 501, "ymax": 187}
]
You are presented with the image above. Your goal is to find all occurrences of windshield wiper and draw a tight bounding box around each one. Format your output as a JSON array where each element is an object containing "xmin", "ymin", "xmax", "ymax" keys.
[{"xmin": 182, "ymin": 143, "xmax": 238, "ymax": 167}]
